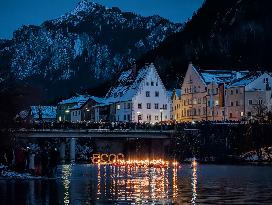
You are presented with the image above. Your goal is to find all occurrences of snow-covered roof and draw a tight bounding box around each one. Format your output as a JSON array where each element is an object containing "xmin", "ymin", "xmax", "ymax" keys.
[
  {"xmin": 166, "ymin": 90, "xmax": 173, "ymax": 99},
  {"xmin": 175, "ymin": 89, "xmax": 182, "ymax": 98},
  {"xmin": 189, "ymin": 64, "xmax": 251, "ymax": 85},
  {"xmin": 198, "ymin": 69, "xmax": 249, "ymax": 84},
  {"xmin": 229, "ymin": 71, "xmax": 264, "ymax": 87},
  {"xmin": 104, "ymin": 64, "xmax": 153, "ymax": 104},
  {"xmin": 31, "ymin": 106, "xmax": 57, "ymax": 119},
  {"xmin": 59, "ymin": 95, "xmax": 90, "ymax": 105},
  {"xmin": 59, "ymin": 95, "xmax": 105, "ymax": 109},
  {"xmin": 18, "ymin": 110, "xmax": 29, "ymax": 119}
]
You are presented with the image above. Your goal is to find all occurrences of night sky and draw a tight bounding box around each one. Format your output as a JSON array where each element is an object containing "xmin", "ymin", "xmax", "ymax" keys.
[{"xmin": 0, "ymin": 0, "xmax": 204, "ymax": 39}]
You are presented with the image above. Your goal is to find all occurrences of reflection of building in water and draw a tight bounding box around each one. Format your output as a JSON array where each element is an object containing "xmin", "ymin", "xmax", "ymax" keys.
[
  {"xmin": 191, "ymin": 162, "xmax": 198, "ymax": 204},
  {"xmin": 61, "ymin": 165, "xmax": 72, "ymax": 205},
  {"xmin": 94, "ymin": 164, "xmax": 178, "ymax": 203}
]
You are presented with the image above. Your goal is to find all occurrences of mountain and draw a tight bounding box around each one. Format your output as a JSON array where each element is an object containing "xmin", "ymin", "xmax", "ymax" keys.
[
  {"xmin": 139, "ymin": 0, "xmax": 272, "ymax": 88},
  {"xmin": 0, "ymin": 0, "xmax": 181, "ymax": 100}
]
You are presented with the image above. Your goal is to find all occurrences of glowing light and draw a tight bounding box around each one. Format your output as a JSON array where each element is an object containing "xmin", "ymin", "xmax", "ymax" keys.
[{"xmin": 191, "ymin": 159, "xmax": 198, "ymax": 204}]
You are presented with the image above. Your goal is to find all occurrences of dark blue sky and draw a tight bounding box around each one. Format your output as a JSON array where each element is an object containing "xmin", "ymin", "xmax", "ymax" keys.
[{"xmin": 0, "ymin": 0, "xmax": 204, "ymax": 39}]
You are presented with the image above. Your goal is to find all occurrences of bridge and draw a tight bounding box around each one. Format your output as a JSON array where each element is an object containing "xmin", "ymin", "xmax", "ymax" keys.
[
  {"xmin": 14, "ymin": 129, "xmax": 178, "ymax": 139},
  {"xmin": 13, "ymin": 128, "xmax": 201, "ymax": 163}
]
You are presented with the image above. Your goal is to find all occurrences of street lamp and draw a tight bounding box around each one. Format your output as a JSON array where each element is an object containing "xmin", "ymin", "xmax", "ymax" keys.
[
  {"xmin": 160, "ymin": 108, "xmax": 163, "ymax": 122},
  {"xmin": 137, "ymin": 111, "xmax": 141, "ymax": 123},
  {"xmin": 160, "ymin": 108, "xmax": 163, "ymax": 131}
]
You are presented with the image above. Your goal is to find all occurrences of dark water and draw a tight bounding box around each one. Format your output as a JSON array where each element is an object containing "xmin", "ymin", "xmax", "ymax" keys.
[{"xmin": 1, "ymin": 164, "xmax": 272, "ymax": 204}]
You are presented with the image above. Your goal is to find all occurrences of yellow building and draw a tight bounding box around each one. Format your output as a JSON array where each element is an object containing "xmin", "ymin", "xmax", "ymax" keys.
[{"xmin": 172, "ymin": 63, "xmax": 249, "ymax": 122}]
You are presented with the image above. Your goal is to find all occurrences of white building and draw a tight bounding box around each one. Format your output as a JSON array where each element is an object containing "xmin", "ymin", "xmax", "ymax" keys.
[
  {"xmin": 100, "ymin": 63, "xmax": 171, "ymax": 123},
  {"xmin": 226, "ymin": 71, "xmax": 272, "ymax": 120}
]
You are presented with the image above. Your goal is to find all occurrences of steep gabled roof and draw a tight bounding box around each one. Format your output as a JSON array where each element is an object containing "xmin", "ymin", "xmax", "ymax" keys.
[{"xmin": 104, "ymin": 64, "xmax": 152, "ymax": 103}]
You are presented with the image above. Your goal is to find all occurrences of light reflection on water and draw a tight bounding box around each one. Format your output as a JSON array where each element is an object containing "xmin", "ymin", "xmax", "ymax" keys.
[
  {"xmin": 1, "ymin": 164, "xmax": 272, "ymax": 204},
  {"xmin": 85, "ymin": 164, "xmax": 179, "ymax": 204}
]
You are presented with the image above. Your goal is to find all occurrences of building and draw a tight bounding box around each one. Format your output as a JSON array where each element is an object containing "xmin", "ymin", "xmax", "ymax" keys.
[
  {"xmin": 173, "ymin": 63, "xmax": 249, "ymax": 122},
  {"xmin": 171, "ymin": 89, "xmax": 182, "ymax": 121},
  {"xmin": 57, "ymin": 95, "xmax": 104, "ymax": 122},
  {"xmin": 173, "ymin": 63, "xmax": 272, "ymax": 122},
  {"xmin": 226, "ymin": 71, "xmax": 272, "ymax": 120},
  {"xmin": 97, "ymin": 63, "xmax": 171, "ymax": 123},
  {"xmin": 17, "ymin": 106, "xmax": 57, "ymax": 123}
]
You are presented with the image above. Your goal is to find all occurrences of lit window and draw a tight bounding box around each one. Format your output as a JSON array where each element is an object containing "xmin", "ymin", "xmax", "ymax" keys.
[{"xmin": 117, "ymin": 104, "xmax": 120, "ymax": 110}]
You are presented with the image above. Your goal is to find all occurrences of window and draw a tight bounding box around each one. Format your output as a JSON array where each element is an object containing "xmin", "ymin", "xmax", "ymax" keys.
[
  {"xmin": 138, "ymin": 103, "xmax": 142, "ymax": 109},
  {"xmin": 147, "ymin": 114, "xmax": 151, "ymax": 121},
  {"xmin": 155, "ymin": 103, "xmax": 159, "ymax": 109},
  {"xmin": 151, "ymin": 81, "xmax": 154, "ymax": 86},
  {"xmin": 229, "ymin": 113, "xmax": 233, "ymax": 118},
  {"xmin": 78, "ymin": 110, "xmax": 81, "ymax": 115},
  {"xmin": 163, "ymin": 104, "xmax": 167, "ymax": 109},
  {"xmin": 248, "ymin": 100, "xmax": 253, "ymax": 105},
  {"xmin": 230, "ymin": 102, "xmax": 233, "ymax": 106},
  {"xmin": 138, "ymin": 114, "xmax": 142, "ymax": 120},
  {"xmin": 155, "ymin": 115, "xmax": 159, "ymax": 120},
  {"xmin": 155, "ymin": 91, "xmax": 159, "ymax": 97},
  {"xmin": 156, "ymin": 82, "xmax": 158, "ymax": 86},
  {"xmin": 127, "ymin": 114, "xmax": 130, "ymax": 121},
  {"xmin": 146, "ymin": 82, "xmax": 149, "ymax": 86},
  {"xmin": 146, "ymin": 91, "xmax": 150, "ymax": 97},
  {"xmin": 230, "ymin": 90, "xmax": 233, "ymax": 95},
  {"xmin": 240, "ymin": 112, "xmax": 244, "ymax": 117},
  {"xmin": 258, "ymin": 99, "xmax": 263, "ymax": 104},
  {"xmin": 236, "ymin": 101, "xmax": 239, "ymax": 106},
  {"xmin": 147, "ymin": 103, "xmax": 151, "ymax": 109},
  {"xmin": 124, "ymin": 115, "xmax": 126, "ymax": 120},
  {"xmin": 117, "ymin": 104, "xmax": 120, "ymax": 110},
  {"xmin": 236, "ymin": 89, "xmax": 239, "ymax": 94},
  {"xmin": 127, "ymin": 103, "xmax": 131, "ymax": 109}
]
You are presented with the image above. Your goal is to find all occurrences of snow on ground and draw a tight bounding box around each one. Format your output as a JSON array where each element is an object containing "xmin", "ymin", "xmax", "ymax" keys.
[
  {"xmin": 1, "ymin": 170, "xmax": 42, "ymax": 179},
  {"xmin": 240, "ymin": 147, "xmax": 272, "ymax": 161}
]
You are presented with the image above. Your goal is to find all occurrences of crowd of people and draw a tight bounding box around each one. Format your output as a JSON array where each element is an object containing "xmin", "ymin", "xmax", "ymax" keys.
[
  {"xmin": 0, "ymin": 141, "xmax": 59, "ymax": 177},
  {"xmin": 16, "ymin": 119, "xmax": 244, "ymax": 131}
]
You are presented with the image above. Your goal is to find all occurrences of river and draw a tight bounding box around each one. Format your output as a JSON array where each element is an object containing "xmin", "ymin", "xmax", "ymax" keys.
[{"xmin": 0, "ymin": 164, "xmax": 272, "ymax": 204}]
